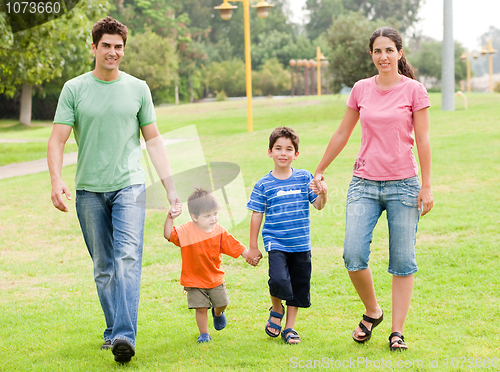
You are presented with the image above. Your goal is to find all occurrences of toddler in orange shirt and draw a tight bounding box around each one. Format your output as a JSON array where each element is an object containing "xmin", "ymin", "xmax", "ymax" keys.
[{"xmin": 164, "ymin": 188, "xmax": 260, "ymax": 343}]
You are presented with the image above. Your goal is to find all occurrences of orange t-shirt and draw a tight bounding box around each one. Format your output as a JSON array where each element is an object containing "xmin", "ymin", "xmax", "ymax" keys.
[{"xmin": 169, "ymin": 221, "xmax": 246, "ymax": 288}]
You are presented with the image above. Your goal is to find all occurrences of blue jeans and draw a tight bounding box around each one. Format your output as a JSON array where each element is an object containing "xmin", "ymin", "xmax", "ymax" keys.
[
  {"xmin": 343, "ymin": 176, "xmax": 420, "ymax": 276},
  {"xmin": 76, "ymin": 184, "xmax": 146, "ymax": 346}
]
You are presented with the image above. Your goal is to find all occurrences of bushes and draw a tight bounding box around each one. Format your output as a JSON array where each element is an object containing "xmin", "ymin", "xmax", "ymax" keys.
[
  {"xmin": 204, "ymin": 57, "xmax": 290, "ymax": 97},
  {"xmin": 252, "ymin": 58, "xmax": 290, "ymax": 96},
  {"xmin": 495, "ymin": 81, "xmax": 500, "ymax": 93}
]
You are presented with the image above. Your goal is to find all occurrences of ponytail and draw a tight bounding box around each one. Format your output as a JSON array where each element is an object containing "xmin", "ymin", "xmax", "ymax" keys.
[{"xmin": 398, "ymin": 54, "xmax": 415, "ymax": 80}]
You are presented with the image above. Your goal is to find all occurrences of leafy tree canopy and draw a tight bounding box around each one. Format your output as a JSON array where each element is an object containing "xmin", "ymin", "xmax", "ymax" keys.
[
  {"xmin": 306, "ymin": 0, "xmax": 422, "ymax": 41},
  {"xmin": 119, "ymin": 29, "xmax": 178, "ymax": 101},
  {"xmin": 325, "ymin": 11, "xmax": 388, "ymax": 93},
  {"xmin": 409, "ymin": 39, "xmax": 467, "ymax": 84}
]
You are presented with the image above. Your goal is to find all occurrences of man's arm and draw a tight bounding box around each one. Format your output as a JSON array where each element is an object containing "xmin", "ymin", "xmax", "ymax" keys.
[
  {"xmin": 141, "ymin": 122, "xmax": 181, "ymax": 207},
  {"xmin": 247, "ymin": 211, "xmax": 264, "ymax": 264},
  {"xmin": 47, "ymin": 124, "xmax": 73, "ymax": 212}
]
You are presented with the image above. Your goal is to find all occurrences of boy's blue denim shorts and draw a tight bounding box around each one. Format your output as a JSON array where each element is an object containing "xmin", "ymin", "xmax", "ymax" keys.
[
  {"xmin": 268, "ymin": 250, "xmax": 311, "ymax": 308},
  {"xmin": 343, "ymin": 176, "xmax": 421, "ymax": 276}
]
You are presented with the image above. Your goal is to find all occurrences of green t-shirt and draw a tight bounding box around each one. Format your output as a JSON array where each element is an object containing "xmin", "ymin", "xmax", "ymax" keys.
[{"xmin": 53, "ymin": 71, "xmax": 156, "ymax": 192}]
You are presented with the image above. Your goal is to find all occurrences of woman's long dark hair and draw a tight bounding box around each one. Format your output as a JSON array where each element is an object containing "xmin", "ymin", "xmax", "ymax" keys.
[{"xmin": 369, "ymin": 27, "xmax": 415, "ymax": 80}]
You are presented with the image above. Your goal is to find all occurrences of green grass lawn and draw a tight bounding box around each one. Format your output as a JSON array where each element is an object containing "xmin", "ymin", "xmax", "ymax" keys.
[
  {"xmin": 0, "ymin": 94, "xmax": 499, "ymax": 371},
  {"xmin": 0, "ymin": 122, "xmax": 78, "ymax": 166}
]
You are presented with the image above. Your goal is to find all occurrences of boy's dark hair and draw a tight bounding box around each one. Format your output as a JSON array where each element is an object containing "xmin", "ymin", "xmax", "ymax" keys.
[
  {"xmin": 92, "ymin": 16, "xmax": 128, "ymax": 47},
  {"xmin": 269, "ymin": 126, "xmax": 299, "ymax": 153},
  {"xmin": 187, "ymin": 188, "xmax": 219, "ymax": 217}
]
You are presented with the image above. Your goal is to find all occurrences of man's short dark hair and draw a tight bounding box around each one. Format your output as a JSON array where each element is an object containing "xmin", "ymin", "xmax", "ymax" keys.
[
  {"xmin": 269, "ymin": 126, "xmax": 299, "ymax": 153},
  {"xmin": 187, "ymin": 188, "xmax": 219, "ymax": 217},
  {"xmin": 92, "ymin": 16, "xmax": 128, "ymax": 47}
]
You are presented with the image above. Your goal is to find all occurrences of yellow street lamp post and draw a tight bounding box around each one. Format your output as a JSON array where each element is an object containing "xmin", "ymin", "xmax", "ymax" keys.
[
  {"xmin": 316, "ymin": 47, "xmax": 328, "ymax": 96},
  {"xmin": 214, "ymin": 0, "xmax": 274, "ymax": 132},
  {"xmin": 480, "ymin": 38, "xmax": 497, "ymax": 93},
  {"xmin": 460, "ymin": 49, "xmax": 478, "ymax": 93}
]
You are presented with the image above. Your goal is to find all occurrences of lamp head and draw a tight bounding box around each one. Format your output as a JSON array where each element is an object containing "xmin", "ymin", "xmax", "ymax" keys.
[
  {"xmin": 252, "ymin": 0, "xmax": 274, "ymax": 19},
  {"xmin": 289, "ymin": 59, "xmax": 296, "ymax": 67},
  {"xmin": 215, "ymin": 1, "xmax": 238, "ymax": 20}
]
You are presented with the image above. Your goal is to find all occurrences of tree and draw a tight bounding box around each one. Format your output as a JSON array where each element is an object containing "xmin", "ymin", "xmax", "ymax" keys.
[
  {"xmin": 0, "ymin": 0, "xmax": 107, "ymax": 125},
  {"xmin": 342, "ymin": 0, "xmax": 422, "ymax": 34},
  {"xmin": 253, "ymin": 57, "xmax": 290, "ymax": 96},
  {"xmin": 305, "ymin": 0, "xmax": 345, "ymax": 41},
  {"xmin": 110, "ymin": 0, "xmax": 187, "ymax": 38},
  {"xmin": 306, "ymin": 0, "xmax": 422, "ymax": 41},
  {"xmin": 119, "ymin": 30, "xmax": 178, "ymax": 103},
  {"xmin": 409, "ymin": 39, "xmax": 467, "ymax": 87},
  {"xmin": 325, "ymin": 12, "xmax": 387, "ymax": 93},
  {"xmin": 205, "ymin": 59, "xmax": 246, "ymax": 97}
]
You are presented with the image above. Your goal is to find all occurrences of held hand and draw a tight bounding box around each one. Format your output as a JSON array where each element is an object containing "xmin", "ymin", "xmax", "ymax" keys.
[
  {"xmin": 417, "ymin": 186, "xmax": 433, "ymax": 216},
  {"xmin": 51, "ymin": 180, "xmax": 71, "ymax": 212},
  {"xmin": 310, "ymin": 180, "xmax": 328, "ymax": 195},
  {"xmin": 167, "ymin": 192, "xmax": 181, "ymax": 212},
  {"xmin": 250, "ymin": 251, "xmax": 263, "ymax": 266},
  {"xmin": 168, "ymin": 203, "xmax": 183, "ymax": 219},
  {"xmin": 312, "ymin": 173, "xmax": 325, "ymax": 194},
  {"xmin": 246, "ymin": 247, "xmax": 262, "ymax": 266}
]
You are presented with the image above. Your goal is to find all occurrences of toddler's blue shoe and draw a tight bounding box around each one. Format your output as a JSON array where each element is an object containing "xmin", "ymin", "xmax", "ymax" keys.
[
  {"xmin": 197, "ymin": 333, "xmax": 211, "ymax": 343},
  {"xmin": 212, "ymin": 307, "xmax": 227, "ymax": 331}
]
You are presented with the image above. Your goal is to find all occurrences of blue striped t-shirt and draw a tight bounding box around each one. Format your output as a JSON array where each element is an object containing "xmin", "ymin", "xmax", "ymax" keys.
[{"xmin": 247, "ymin": 169, "xmax": 318, "ymax": 253}]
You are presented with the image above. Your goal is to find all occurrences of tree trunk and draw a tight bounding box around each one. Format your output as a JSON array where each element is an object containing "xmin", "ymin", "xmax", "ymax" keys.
[
  {"xmin": 19, "ymin": 82, "xmax": 32, "ymax": 126},
  {"xmin": 189, "ymin": 78, "xmax": 194, "ymax": 103}
]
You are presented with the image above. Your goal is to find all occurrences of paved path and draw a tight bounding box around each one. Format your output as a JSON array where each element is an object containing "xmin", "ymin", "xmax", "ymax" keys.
[{"xmin": 0, "ymin": 138, "xmax": 190, "ymax": 180}]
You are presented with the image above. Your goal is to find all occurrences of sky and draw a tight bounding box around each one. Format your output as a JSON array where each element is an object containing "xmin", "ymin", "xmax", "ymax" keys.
[{"xmin": 289, "ymin": 0, "xmax": 500, "ymax": 51}]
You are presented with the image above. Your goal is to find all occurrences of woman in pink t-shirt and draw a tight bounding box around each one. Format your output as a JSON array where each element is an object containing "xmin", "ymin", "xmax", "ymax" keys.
[{"xmin": 313, "ymin": 27, "xmax": 434, "ymax": 351}]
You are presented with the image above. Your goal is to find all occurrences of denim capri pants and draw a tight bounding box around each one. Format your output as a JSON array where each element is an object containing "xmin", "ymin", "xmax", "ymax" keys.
[{"xmin": 343, "ymin": 176, "xmax": 421, "ymax": 276}]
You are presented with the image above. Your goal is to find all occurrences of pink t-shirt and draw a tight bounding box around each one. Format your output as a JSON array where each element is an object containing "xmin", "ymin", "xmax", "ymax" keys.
[{"xmin": 346, "ymin": 75, "xmax": 430, "ymax": 181}]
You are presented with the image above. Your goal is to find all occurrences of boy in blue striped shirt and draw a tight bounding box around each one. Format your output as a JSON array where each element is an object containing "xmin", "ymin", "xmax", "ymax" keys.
[{"xmin": 246, "ymin": 127, "xmax": 327, "ymax": 344}]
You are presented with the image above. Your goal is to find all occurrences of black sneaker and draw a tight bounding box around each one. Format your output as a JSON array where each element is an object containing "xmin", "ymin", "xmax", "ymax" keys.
[
  {"xmin": 111, "ymin": 339, "xmax": 135, "ymax": 363},
  {"xmin": 100, "ymin": 340, "xmax": 112, "ymax": 350}
]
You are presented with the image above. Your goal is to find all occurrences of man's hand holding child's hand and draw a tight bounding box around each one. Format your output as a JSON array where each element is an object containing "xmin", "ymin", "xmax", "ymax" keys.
[{"xmin": 168, "ymin": 203, "xmax": 183, "ymax": 219}]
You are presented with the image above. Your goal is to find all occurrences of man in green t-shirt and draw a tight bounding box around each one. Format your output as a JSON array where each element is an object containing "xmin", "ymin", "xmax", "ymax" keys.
[{"xmin": 47, "ymin": 16, "xmax": 180, "ymax": 364}]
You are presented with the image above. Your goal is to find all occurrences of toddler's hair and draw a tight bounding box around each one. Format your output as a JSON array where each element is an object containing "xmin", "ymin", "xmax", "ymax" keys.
[
  {"xmin": 269, "ymin": 126, "xmax": 299, "ymax": 153},
  {"xmin": 187, "ymin": 188, "xmax": 219, "ymax": 217}
]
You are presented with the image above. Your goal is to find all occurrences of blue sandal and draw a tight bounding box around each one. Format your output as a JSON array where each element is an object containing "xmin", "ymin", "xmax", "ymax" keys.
[
  {"xmin": 212, "ymin": 307, "xmax": 227, "ymax": 331},
  {"xmin": 197, "ymin": 333, "xmax": 211, "ymax": 343},
  {"xmin": 265, "ymin": 305, "xmax": 285, "ymax": 338},
  {"xmin": 282, "ymin": 328, "xmax": 301, "ymax": 344}
]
